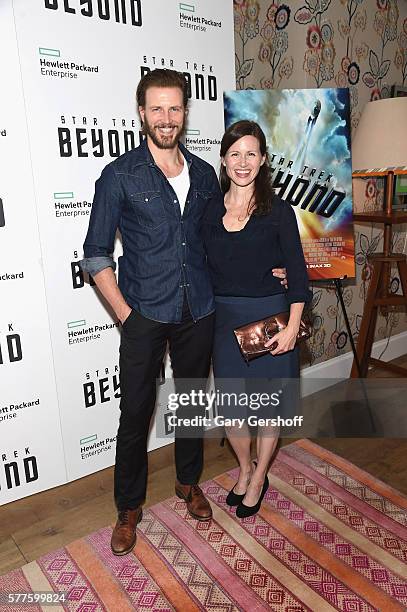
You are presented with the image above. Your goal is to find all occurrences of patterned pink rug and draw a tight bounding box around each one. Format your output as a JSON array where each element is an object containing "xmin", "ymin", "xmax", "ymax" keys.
[{"xmin": 1, "ymin": 440, "xmax": 406, "ymax": 610}]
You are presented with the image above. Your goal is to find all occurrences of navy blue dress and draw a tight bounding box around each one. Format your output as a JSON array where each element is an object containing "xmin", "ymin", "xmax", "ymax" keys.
[{"xmin": 202, "ymin": 195, "xmax": 312, "ymax": 420}]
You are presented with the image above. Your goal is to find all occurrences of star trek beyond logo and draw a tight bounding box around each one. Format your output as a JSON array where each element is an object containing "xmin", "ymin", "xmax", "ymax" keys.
[
  {"xmin": 71, "ymin": 251, "xmax": 95, "ymax": 289},
  {"xmin": 270, "ymin": 155, "xmax": 345, "ymax": 219},
  {"xmin": 0, "ymin": 197, "xmax": 5, "ymax": 228},
  {"xmin": 0, "ymin": 448, "xmax": 38, "ymax": 492},
  {"xmin": 0, "ymin": 324, "xmax": 23, "ymax": 366},
  {"xmin": 179, "ymin": 3, "xmax": 222, "ymax": 33},
  {"xmin": 58, "ymin": 116, "xmax": 139, "ymax": 158},
  {"xmin": 44, "ymin": 0, "xmax": 142, "ymax": 26},
  {"xmin": 141, "ymin": 55, "xmax": 218, "ymax": 102},
  {"xmin": 83, "ymin": 365, "xmax": 120, "ymax": 408}
]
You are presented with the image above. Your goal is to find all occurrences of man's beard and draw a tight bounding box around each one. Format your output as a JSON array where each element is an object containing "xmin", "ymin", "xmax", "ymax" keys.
[{"xmin": 143, "ymin": 117, "xmax": 186, "ymax": 149}]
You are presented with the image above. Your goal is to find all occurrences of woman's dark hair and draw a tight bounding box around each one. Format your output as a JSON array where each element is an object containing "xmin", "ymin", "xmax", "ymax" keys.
[{"xmin": 220, "ymin": 120, "xmax": 274, "ymax": 216}]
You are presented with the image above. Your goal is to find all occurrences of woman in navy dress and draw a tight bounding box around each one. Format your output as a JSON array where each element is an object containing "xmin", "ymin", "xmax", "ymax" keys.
[{"xmin": 203, "ymin": 120, "xmax": 311, "ymax": 518}]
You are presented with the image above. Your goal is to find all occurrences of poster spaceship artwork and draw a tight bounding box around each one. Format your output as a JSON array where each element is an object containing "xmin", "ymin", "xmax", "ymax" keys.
[{"xmin": 224, "ymin": 88, "xmax": 355, "ymax": 280}]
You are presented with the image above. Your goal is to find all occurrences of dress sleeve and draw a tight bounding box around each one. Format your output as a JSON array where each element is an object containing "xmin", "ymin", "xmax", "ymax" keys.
[{"xmin": 278, "ymin": 201, "xmax": 312, "ymax": 305}]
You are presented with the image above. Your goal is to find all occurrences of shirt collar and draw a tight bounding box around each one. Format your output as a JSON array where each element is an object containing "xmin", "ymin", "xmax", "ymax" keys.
[{"xmin": 136, "ymin": 137, "xmax": 193, "ymax": 169}]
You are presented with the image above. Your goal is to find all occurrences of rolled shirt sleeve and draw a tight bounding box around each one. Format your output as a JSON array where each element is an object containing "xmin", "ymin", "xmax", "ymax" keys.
[
  {"xmin": 80, "ymin": 255, "xmax": 116, "ymax": 276},
  {"xmin": 79, "ymin": 163, "xmax": 123, "ymax": 276},
  {"xmin": 279, "ymin": 201, "xmax": 313, "ymax": 305}
]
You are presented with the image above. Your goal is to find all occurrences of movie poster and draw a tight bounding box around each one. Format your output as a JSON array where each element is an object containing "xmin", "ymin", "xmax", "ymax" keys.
[{"xmin": 224, "ymin": 88, "xmax": 355, "ymax": 280}]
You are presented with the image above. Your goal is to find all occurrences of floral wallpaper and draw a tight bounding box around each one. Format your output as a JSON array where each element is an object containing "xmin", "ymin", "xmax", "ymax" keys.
[{"xmin": 233, "ymin": 0, "xmax": 407, "ymax": 367}]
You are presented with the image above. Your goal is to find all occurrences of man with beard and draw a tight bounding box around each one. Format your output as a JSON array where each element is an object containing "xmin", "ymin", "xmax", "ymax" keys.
[{"xmin": 80, "ymin": 69, "xmax": 218, "ymax": 555}]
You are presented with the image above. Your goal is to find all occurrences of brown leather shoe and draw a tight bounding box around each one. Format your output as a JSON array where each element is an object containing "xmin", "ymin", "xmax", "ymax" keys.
[
  {"xmin": 175, "ymin": 481, "xmax": 212, "ymax": 521},
  {"xmin": 111, "ymin": 507, "xmax": 143, "ymax": 556}
]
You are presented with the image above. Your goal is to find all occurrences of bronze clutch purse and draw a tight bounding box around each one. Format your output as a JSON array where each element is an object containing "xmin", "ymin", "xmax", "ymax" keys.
[{"xmin": 233, "ymin": 312, "xmax": 311, "ymax": 362}]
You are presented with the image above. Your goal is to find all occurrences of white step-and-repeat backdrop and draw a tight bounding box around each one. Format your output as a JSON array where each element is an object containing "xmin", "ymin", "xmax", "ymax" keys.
[{"xmin": 0, "ymin": 0, "xmax": 235, "ymax": 504}]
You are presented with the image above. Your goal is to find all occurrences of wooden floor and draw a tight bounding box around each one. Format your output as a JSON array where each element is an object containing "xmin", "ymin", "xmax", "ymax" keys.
[{"xmin": 1, "ymin": 355, "xmax": 406, "ymax": 576}]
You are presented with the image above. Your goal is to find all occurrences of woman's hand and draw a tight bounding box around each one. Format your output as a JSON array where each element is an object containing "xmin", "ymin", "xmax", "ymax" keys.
[
  {"xmin": 272, "ymin": 267, "xmax": 288, "ymax": 288},
  {"xmin": 264, "ymin": 324, "xmax": 299, "ymax": 355},
  {"xmin": 264, "ymin": 303, "xmax": 305, "ymax": 355}
]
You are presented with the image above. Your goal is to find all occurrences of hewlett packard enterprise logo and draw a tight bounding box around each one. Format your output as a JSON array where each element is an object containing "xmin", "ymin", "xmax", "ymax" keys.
[
  {"xmin": 44, "ymin": 0, "xmax": 142, "ymax": 26},
  {"xmin": 66, "ymin": 318, "xmax": 119, "ymax": 346},
  {"xmin": 38, "ymin": 48, "xmax": 100, "ymax": 81},
  {"xmin": 79, "ymin": 433, "xmax": 116, "ymax": 460},
  {"xmin": 179, "ymin": 3, "xmax": 222, "ymax": 33}
]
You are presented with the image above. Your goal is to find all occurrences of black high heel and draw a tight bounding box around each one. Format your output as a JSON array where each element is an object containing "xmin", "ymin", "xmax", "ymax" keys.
[
  {"xmin": 225, "ymin": 486, "xmax": 246, "ymax": 506},
  {"xmin": 226, "ymin": 461, "xmax": 257, "ymax": 507},
  {"xmin": 236, "ymin": 474, "xmax": 269, "ymax": 518}
]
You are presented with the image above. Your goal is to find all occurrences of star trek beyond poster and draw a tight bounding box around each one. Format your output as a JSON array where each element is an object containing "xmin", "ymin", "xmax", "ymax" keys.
[{"xmin": 224, "ymin": 88, "xmax": 355, "ymax": 281}]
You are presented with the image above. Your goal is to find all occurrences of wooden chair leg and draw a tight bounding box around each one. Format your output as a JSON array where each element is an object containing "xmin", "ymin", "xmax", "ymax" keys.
[
  {"xmin": 351, "ymin": 260, "xmax": 382, "ymax": 377},
  {"xmin": 397, "ymin": 259, "xmax": 407, "ymax": 300}
]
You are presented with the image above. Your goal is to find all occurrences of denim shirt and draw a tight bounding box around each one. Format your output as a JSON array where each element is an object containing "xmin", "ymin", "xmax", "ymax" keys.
[{"xmin": 81, "ymin": 140, "xmax": 221, "ymax": 323}]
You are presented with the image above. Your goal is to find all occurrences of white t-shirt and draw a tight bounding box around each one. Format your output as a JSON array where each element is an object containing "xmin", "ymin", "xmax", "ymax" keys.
[{"xmin": 167, "ymin": 155, "xmax": 190, "ymax": 216}]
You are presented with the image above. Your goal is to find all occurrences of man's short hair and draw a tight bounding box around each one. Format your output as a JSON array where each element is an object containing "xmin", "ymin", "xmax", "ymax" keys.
[{"xmin": 136, "ymin": 69, "xmax": 189, "ymax": 108}]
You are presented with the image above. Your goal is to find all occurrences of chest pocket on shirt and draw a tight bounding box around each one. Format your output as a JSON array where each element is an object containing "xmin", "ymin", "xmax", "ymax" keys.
[
  {"xmin": 195, "ymin": 190, "xmax": 212, "ymax": 200},
  {"xmin": 129, "ymin": 191, "xmax": 166, "ymax": 229},
  {"xmin": 193, "ymin": 190, "xmax": 212, "ymax": 214}
]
